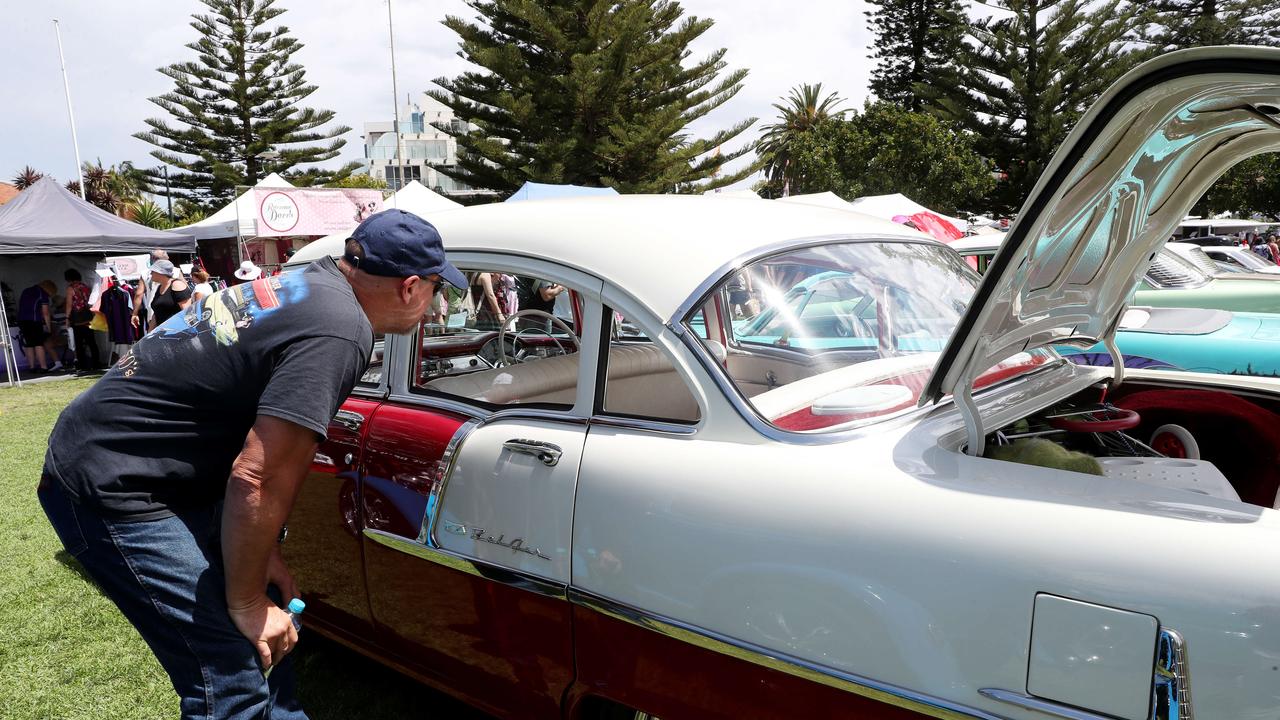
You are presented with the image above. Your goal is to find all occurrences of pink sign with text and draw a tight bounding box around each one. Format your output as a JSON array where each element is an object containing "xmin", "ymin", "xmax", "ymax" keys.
[{"xmin": 253, "ymin": 188, "xmax": 384, "ymax": 237}]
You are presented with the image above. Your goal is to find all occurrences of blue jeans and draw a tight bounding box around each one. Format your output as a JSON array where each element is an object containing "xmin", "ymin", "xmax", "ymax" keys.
[{"xmin": 38, "ymin": 474, "xmax": 308, "ymax": 720}]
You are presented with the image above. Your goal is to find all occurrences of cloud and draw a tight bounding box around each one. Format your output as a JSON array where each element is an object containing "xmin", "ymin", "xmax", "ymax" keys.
[{"xmin": 1, "ymin": 0, "xmax": 876, "ymax": 191}]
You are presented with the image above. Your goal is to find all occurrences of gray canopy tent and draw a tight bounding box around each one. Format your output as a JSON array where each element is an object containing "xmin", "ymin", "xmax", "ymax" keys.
[{"xmin": 0, "ymin": 177, "xmax": 195, "ymax": 386}]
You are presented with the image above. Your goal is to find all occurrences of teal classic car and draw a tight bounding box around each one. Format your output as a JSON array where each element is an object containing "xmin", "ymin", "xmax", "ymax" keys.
[
  {"xmin": 1056, "ymin": 306, "xmax": 1280, "ymax": 376},
  {"xmin": 950, "ymin": 237, "xmax": 1280, "ymax": 375}
]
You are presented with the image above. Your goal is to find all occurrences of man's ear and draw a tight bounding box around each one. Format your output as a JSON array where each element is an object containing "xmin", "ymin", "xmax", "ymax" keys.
[{"xmin": 400, "ymin": 275, "xmax": 429, "ymax": 304}]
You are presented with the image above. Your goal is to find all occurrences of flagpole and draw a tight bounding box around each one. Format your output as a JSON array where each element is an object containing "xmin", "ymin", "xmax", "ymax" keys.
[
  {"xmin": 387, "ymin": 0, "xmax": 403, "ymax": 204},
  {"xmin": 53, "ymin": 19, "xmax": 86, "ymax": 200}
]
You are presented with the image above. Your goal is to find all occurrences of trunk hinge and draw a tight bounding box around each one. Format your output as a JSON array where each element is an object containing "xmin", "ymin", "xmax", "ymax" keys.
[
  {"xmin": 1102, "ymin": 306, "xmax": 1126, "ymax": 392},
  {"xmin": 957, "ymin": 382, "xmax": 984, "ymax": 457}
]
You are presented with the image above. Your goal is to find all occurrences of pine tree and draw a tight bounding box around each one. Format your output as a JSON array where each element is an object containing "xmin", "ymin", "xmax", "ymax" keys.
[
  {"xmin": 1142, "ymin": 1, "xmax": 1280, "ymax": 218},
  {"xmin": 866, "ymin": 0, "xmax": 968, "ymax": 114},
  {"xmin": 1139, "ymin": 0, "xmax": 1280, "ymax": 49},
  {"xmin": 948, "ymin": 0, "xmax": 1138, "ymax": 213},
  {"xmin": 429, "ymin": 0, "xmax": 758, "ymax": 194},
  {"xmin": 134, "ymin": 0, "xmax": 356, "ymax": 207}
]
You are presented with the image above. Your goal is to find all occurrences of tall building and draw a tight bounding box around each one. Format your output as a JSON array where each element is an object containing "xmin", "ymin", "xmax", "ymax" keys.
[{"xmin": 362, "ymin": 94, "xmax": 493, "ymax": 200}]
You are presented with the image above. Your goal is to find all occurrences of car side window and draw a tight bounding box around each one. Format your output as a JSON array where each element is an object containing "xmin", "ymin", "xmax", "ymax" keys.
[
  {"xmin": 601, "ymin": 310, "xmax": 701, "ymax": 423},
  {"xmin": 357, "ymin": 334, "xmax": 386, "ymax": 388},
  {"xmin": 410, "ymin": 269, "xmax": 582, "ymax": 409}
]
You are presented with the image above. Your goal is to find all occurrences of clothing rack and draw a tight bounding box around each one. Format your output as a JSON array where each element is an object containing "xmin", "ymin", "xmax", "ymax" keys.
[{"xmin": 0, "ymin": 289, "xmax": 21, "ymax": 388}]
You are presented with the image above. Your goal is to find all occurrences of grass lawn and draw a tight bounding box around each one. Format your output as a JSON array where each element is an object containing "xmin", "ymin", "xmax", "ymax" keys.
[{"xmin": 0, "ymin": 379, "xmax": 486, "ymax": 719}]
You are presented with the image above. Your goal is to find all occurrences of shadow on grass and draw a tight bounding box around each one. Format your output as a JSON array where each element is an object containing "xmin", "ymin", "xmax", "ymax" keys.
[
  {"xmin": 54, "ymin": 549, "xmax": 99, "ymax": 587},
  {"xmin": 295, "ymin": 634, "xmax": 492, "ymax": 720}
]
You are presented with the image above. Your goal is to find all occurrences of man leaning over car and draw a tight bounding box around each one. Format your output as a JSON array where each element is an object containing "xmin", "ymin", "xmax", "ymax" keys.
[{"xmin": 37, "ymin": 210, "xmax": 466, "ymax": 720}]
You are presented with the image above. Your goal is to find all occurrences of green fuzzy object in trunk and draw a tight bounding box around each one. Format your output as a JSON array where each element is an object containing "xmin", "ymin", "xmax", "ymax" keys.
[{"xmin": 985, "ymin": 438, "xmax": 1104, "ymax": 476}]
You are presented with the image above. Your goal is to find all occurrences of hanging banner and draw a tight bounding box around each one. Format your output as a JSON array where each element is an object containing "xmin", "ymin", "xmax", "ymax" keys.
[{"xmin": 253, "ymin": 188, "xmax": 384, "ymax": 237}]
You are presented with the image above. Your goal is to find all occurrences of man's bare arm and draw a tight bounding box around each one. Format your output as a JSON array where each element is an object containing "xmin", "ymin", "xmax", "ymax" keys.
[{"xmin": 221, "ymin": 415, "xmax": 317, "ymax": 669}]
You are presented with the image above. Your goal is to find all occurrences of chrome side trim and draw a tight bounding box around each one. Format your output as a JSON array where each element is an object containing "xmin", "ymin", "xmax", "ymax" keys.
[
  {"xmin": 364, "ymin": 528, "xmax": 566, "ymax": 600},
  {"xmin": 981, "ymin": 626, "xmax": 1193, "ymax": 720},
  {"xmin": 589, "ymin": 415, "xmax": 698, "ymax": 436},
  {"xmin": 418, "ymin": 417, "xmax": 481, "ymax": 545},
  {"xmin": 384, "ymin": 389, "xmax": 595, "ymax": 426},
  {"xmin": 570, "ymin": 589, "xmax": 1006, "ymax": 720},
  {"xmin": 1154, "ymin": 628, "xmax": 1193, "ymax": 720},
  {"xmin": 977, "ymin": 690, "xmax": 1112, "ymax": 720}
]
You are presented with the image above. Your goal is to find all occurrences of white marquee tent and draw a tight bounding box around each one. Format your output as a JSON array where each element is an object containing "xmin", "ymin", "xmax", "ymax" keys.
[
  {"xmin": 288, "ymin": 181, "xmax": 465, "ymax": 266},
  {"xmin": 776, "ymin": 192, "xmax": 857, "ymax": 212},
  {"xmin": 846, "ymin": 193, "xmax": 969, "ymax": 232},
  {"xmin": 175, "ymin": 172, "xmax": 295, "ymax": 241}
]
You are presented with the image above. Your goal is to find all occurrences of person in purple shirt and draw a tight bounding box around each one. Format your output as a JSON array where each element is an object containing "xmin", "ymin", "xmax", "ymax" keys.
[{"xmin": 17, "ymin": 281, "xmax": 56, "ymax": 372}]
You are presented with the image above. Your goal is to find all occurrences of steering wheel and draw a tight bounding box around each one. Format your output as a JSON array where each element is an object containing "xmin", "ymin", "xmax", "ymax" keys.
[
  {"xmin": 496, "ymin": 310, "xmax": 578, "ymax": 366},
  {"xmin": 1048, "ymin": 405, "xmax": 1141, "ymax": 433}
]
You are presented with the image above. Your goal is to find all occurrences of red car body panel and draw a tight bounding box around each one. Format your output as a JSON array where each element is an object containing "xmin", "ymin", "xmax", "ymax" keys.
[
  {"xmin": 285, "ymin": 396, "xmax": 381, "ymax": 635},
  {"xmin": 566, "ymin": 605, "xmax": 928, "ymax": 720}
]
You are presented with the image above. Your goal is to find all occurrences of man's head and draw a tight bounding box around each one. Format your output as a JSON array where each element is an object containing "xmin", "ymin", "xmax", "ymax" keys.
[{"xmin": 338, "ymin": 210, "xmax": 466, "ymax": 334}]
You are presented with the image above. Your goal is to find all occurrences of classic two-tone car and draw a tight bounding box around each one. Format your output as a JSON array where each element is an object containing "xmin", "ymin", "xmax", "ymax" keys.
[{"xmin": 283, "ymin": 48, "xmax": 1280, "ymax": 719}]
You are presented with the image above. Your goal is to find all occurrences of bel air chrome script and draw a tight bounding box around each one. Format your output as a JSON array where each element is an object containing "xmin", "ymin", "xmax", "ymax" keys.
[{"xmin": 443, "ymin": 521, "xmax": 552, "ymax": 561}]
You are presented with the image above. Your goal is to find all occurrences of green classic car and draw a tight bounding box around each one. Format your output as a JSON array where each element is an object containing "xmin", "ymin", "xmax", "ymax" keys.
[{"xmin": 951, "ymin": 236, "xmax": 1280, "ymax": 313}]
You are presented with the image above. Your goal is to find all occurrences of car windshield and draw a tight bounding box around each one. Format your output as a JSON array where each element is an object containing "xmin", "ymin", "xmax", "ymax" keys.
[{"xmin": 686, "ymin": 240, "xmax": 1054, "ymax": 432}]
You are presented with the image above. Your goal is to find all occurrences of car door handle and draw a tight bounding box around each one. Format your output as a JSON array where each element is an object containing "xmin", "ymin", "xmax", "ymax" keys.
[
  {"xmin": 503, "ymin": 438, "xmax": 562, "ymax": 466},
  {"xmin": 333, "ymin": 409, "xmax": 365, "ymax": 432}
]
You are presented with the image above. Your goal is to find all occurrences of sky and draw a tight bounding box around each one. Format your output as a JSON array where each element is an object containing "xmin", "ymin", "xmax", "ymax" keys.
[{"xmin": 1, "ymin": 0, "xmax": 878, "ymax": 191}]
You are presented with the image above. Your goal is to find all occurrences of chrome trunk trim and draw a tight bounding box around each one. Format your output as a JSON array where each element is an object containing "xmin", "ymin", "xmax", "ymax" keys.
[{"xmin": 569, "ymin": 589, "xmax": 1007, "ymax": 720}]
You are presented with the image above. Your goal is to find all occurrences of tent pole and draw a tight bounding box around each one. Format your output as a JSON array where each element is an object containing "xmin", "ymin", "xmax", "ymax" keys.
[
  {"xmin": 0, "ymin": 289, "xmax": 21, "ymax": 388},
  {"xmin": 53, "ymin": 20, "xmax": 86, "ymax": 201}
]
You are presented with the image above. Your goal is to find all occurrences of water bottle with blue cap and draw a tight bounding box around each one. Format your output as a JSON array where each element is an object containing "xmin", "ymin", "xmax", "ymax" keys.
[{"xmin": 263, "ymin": 597, "xmax": 305, "ymax": 678}]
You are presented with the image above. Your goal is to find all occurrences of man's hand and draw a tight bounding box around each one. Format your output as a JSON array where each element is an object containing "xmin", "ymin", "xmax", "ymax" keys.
[
  {"xmin": 130, "ymin": 315, "xmax": 140, "ymax": 330},
  {"xmin": 227, "ymin": 596, "xmax": 298, "ymax": 671}
]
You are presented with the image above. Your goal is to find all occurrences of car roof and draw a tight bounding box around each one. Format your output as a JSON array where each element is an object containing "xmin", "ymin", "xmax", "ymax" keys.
[
  {"xmin": 300, "ymin": 195, "xmax": 932, "ymax": 321},
  {"xmin": 947, "ymin": 235, "xmax": 1003, "ymax": 253}
]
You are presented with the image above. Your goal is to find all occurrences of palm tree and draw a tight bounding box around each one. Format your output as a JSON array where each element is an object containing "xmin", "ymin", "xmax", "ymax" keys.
[
  {"xmin": 106, "ymin": 161, "xmax": 153, "ymax": 215},
  {"xmin": 131, "ymin": 199, "xmax": 170, "ymax": 229},
  {"xmin": 12, "ymin": 166, "xmax": 44, "ymax": 190},
  {"xmin": 756, "ymin": 83, "xmax": 846, "ymax": 196}
]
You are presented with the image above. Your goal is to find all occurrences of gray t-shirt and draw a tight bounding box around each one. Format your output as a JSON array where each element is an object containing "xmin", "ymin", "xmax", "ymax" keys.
[{"xmin": 45, "ymin": 258, "xmax": 372, "ymax": 521}]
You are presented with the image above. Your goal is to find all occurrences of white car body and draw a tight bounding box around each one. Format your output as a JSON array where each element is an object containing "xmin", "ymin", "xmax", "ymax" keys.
[
  {"xmin": 1201, "ymin": 243, "xmax": 1280, "ymax": 273},
  {"xmin": 285, "ymin": 48, "xmax": 1280, "ymax": 720}
]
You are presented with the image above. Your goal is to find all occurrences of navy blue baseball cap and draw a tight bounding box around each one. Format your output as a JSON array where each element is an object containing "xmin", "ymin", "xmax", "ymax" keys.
[{"xmin": 345, "ymin": 209, "xmax": 467, "ymax": 289}]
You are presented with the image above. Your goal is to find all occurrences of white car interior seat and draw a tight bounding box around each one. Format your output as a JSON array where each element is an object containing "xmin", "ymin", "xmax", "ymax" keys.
[{"xmin": 425, "ymin": 342, "xmax": 700, "ymax": 421}]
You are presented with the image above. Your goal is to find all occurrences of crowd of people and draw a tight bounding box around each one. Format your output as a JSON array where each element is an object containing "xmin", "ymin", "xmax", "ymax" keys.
[
  {"xmin": 1245, "ymin": 232, "xmax": 1280, "ymax": 263},
  {"xmin": 10, "ymin": 250, "xmax": 257, "ymax": 376}
]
